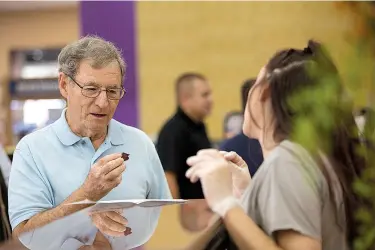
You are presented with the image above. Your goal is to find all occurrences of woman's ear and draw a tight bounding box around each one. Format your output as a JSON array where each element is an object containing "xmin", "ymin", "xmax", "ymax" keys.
[{"xmin": 259, "ymin": 82, "xmax": 271, "ymax": 102}]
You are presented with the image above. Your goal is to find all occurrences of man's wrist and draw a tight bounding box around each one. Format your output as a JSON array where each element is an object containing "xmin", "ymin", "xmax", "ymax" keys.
[{"xmin": 77, "ymin": 185, "xmax": 97, "ymax": 202}]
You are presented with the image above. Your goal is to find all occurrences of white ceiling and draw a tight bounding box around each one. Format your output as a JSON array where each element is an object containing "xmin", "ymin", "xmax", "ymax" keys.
[{"xmin": 0, "ymin": 1, "xmax": 78, "ymax": 12}]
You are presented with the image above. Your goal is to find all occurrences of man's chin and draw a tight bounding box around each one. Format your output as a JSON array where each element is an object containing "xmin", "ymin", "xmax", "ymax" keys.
[
  {"xmin": 203, "ymin": 111, "xmax": 212, "ymax": 119},
  {"xmin": 86, "ymin": 121, "xmax": 108, "ymax": 132}
]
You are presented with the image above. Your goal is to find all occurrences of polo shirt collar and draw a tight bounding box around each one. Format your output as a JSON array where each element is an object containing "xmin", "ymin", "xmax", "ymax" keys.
[
  {"xmin": 107, "ymin": 120, "xmax": 124, "ymax": 146},
  {"xmin": 53, "ymin": 109, "xmax": 124, "ymax": 146}
]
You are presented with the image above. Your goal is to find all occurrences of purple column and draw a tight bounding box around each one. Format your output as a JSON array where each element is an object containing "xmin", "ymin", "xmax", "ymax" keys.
[{"xmin": 80, "ymin": 1, "xmax": 138, "ymax": 127}]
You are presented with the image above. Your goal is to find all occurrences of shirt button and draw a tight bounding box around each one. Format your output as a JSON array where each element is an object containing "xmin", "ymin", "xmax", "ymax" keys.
[{"xmin": 82, "ymin": 141, "xmax": 86, "ymax": 145}]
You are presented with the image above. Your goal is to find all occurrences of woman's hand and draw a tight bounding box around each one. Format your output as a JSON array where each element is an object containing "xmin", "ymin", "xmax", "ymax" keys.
[
  {"xmin": 220, "ymin": 151, "xmax": 251, "ymax": 198},
  {"xmin": 186, "ymin": 149, "xmax": 240, "ymax": 217}
]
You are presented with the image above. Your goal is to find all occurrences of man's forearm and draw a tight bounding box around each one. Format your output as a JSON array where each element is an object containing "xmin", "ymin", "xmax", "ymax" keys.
[
  {"xmin": 180, "ymin": 201, "xmax": 213, "ymax": 232},
  {"xmin": 183, "ymin": 209, "xmax": 213, "ymax": 232},
  {"xmin": 13, "ymin": 187, "xmax": 92, "ymax": 237},
  {"xmin": 164, "ymin": 171, "xmax": 179, "ymax": 199}
]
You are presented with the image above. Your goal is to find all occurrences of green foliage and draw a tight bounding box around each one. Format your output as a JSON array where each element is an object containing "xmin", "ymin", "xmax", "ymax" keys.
[
  {"xmin": 353, "ymin": 150, "xmax": 375, "ymax": 250},
  {"xmin": 286, "ymin": 3, "xmax": 375, "ymax": 248},
  {"xmin": 288, "ymin": 61, "xmax": 339, "ymax": 154},
  {"xmin": 337, "ymin": 3, "xmax": 375, "ymax": 250}
]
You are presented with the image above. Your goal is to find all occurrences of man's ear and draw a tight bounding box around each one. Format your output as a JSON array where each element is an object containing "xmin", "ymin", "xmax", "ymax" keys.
[
  {"xmin": 58, "ymin": 72, "xmax": 68, "ymax": 100},
  {"xmin": 179, "ymin": 90, "xmax": 193, "ymax": 107}
]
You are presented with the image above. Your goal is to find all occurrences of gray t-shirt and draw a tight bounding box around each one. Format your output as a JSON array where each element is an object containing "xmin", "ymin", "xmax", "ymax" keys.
[{"xmin": 241, "ymin": 140, "xmax": 348, "ymax": 250}]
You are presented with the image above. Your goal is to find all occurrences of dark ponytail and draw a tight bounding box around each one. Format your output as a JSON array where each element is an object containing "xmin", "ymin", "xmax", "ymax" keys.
[{"xmin": 265, "ymin": 40, "xmax": 367, "ymax": 246}]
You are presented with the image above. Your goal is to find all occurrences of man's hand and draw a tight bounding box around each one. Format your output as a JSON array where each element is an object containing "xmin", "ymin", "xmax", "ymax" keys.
[
  {"xmin": 78, "ymin": 231, "xmax": 112, "ymax": 250},
  {"xmin": 81, "ymin": 153, "xmax": 125, "ymax": 201},
  {"xmin": 11, "ymin": 153, "xmax": 127, "ymax": 238},
  {"xmin": 90, "ymin": 211, "xmax": 132, "ymax": 237}
]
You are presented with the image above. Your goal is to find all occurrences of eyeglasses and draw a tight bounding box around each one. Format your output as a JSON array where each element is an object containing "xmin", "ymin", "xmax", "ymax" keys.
[{"xmin": 65, "ymin": 73, "xmax": 126, "ymax": 100}]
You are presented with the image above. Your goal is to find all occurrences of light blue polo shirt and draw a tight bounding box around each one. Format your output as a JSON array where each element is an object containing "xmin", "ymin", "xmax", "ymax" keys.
[{"xmin": 8, "ymin": 109, "xmax": 172, "ymax": 248}]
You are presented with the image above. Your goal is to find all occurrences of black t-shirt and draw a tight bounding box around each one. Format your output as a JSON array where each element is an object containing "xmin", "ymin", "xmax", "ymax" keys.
[
  {"xmin": 0, "ymin": 168, "xmax": 10, "ymax": 243},
  {"xmin": 156, "ymin": 108, "xmax": 211, "ymax": 199}
]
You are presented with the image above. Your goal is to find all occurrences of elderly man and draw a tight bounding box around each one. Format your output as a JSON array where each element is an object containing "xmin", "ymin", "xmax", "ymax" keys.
[{"xmin": 8, "ymin": 36, "xmax": 171, "ymax": 249}]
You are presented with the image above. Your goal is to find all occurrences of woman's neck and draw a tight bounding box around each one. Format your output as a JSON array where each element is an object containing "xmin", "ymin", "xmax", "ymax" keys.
[
  {"xmin": 259, "ymin": 143, "xmax": 276, "ymax": 159},
  {"xmin": 258, "ymin": 130, "xmax": 279, "ymax": 159}
]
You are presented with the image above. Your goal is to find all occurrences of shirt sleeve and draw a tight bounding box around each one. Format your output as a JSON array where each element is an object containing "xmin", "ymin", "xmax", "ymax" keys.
[
  {"xmin": 256, "ymin": 153, "xmax": 323, "ymax": 241},
  {"xmin": 0, "ymin": 144, "xmax": 11, "ymax": 186},
  {"xmin": 146, "ymin": 136, "xmax": 173, "ymax": 199},
  {"xmin": 8, "ymin": 140, "xmax": 54, "ymax": 230},
  {"xmin": 156, "ymin": 126, "xmax": 185, "ymax": 174}
]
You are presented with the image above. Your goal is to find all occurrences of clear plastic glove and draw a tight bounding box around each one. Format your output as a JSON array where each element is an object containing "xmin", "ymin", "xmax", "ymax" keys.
[
  {"xmin": 186, "ymin": 149, "xmax": 240, "ymax": 217},
  {"xmin": 220, "ymin": 151, "xmax": 251, "ymax": 198}
]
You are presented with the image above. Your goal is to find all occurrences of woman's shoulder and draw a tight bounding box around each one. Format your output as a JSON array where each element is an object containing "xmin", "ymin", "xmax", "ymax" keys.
[
  {"xmin": 263, "ymin": 140, "xmax": 319, "ymax": 168},
  {"xmin": 253, "ymin": 140, "xmax": 326, "ymax": 191}
]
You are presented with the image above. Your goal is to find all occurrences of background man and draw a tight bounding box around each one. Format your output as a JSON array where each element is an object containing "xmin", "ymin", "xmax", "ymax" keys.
[
  {"xmin": 156, "ymin": 73, "xmax": 213, "ymax": 231},
  {"xmin": 222, "ymin": 111, "xmax": 244, "ymax": 139}
]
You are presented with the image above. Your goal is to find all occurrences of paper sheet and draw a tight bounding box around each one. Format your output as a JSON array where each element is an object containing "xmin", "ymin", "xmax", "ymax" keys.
[
  {"xmin": 20, "ymin": 203, "xmax": 185, "ymax": 250},
  {"xmin": 68, "ymin": 199, "xmax": 187, "ymax": 213}
]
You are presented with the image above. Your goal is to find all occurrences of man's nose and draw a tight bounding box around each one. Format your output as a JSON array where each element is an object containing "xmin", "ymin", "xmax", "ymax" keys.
[
  {"xmin": 207, "ymin": 95, "xmax": 213, "ymax": 104},
  {"xmin": 94, "ymin": 90, "xmax": 109, "ymax": 107}
]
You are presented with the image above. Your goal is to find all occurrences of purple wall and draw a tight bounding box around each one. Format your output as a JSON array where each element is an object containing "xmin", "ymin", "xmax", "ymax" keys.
[{"xmin": 80, "ymin": 1, "xmax": 138, "ymax": 127}]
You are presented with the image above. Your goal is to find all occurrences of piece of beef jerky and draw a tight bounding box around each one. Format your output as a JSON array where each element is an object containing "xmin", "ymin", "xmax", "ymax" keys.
[{"xmin": 121, "ymin": 153, "xmax": 130, "ymax": 161}]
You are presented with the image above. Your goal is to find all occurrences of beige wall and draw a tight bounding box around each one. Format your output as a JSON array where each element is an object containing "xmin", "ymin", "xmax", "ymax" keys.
[
  {"xmin": 0, "ymin": 3, "xmax": 356, "ymax": 143},
  {"xmin": 0, "ymin": 7, "xmax": 79, "ymax": 145},
  {"xmin": 137, "ymin": 2, "xmax": 354, "ymax": 140}
]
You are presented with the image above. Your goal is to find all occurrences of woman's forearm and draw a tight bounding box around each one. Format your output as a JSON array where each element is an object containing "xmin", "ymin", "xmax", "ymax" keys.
[{"xmin": 223, "ymin": 206, "xmax": 282, "ymax": 250}]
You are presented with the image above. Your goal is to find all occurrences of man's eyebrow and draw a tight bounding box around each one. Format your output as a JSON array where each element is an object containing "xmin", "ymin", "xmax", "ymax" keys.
[
  {"xmin": 82, "ymin": 80, "xmax": 99, "ymax": 86},
  {"xmin": 83, "ymin": 81, "xmax": 122, "ymax": 88},
  {"xmin": 107, "ymin": 84, "xmax": 122, "ymax": 88}
]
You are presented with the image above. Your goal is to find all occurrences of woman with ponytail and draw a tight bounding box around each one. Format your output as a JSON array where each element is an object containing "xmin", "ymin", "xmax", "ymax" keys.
[{"xmin": 186, "ymin": 40, "xmax": 366, "ymax": 250}]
